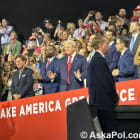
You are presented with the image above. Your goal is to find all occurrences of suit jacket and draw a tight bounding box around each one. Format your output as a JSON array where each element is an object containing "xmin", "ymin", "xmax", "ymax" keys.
[
  {"xmin": 3, "ymin": 40, "xmax": 22, "ymax": 56},
  {"xmin": 87, "ymin": 51, "xmax": 119, "ymax": 111},
  {"xmin": 11, "ymin": 67, "xmax": 35, "ymax": 98},
  {"xmin": 106, "ymin": 42, "xmax": 120, "ymax": 72},
  {"xmin": 130, "ymin": 34, "xmax": 140, "ymax": 78},
  {"xmin": 118, "ymin": 49, "xmax": 138, "ymax": 82},
  {"xmin": 40, "ymin": 57, "xmax": 59, "ymax": 94},
  {"xmin": 131, "ymin": 34, "xmax": 140, "ymax": 54},
  {"xmin": 56, "ymin": 53, "xmax": 87, "ymax": 92}
]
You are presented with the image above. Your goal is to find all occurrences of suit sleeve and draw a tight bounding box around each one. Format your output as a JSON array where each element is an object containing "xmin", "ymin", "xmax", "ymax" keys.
[
  {"xmin": 119, "ymin": 55, "xmax": 137, "ymax": 77},
  {"xmin": 109, "ymin": 50, "xmax": 120, "ymax": 71},
  {"xmin": 40, "ymin": 63, "xmax": 51, "ymax": 83},
  {"xmin": 80, "ymin": 56, "xmax": 88, "ymax": 80},
  {"xmin": 11, "ymin": 72, "xmax": 16, "ymax": 94}
]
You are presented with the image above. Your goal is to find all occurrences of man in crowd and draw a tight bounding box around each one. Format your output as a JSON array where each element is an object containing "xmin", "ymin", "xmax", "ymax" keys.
[
  {"xmin": 40, "ymin": 45, "xmax": 59, "ymax": 94},
  {"xmin": 133, "ymin": 5, "xmax": 140, "ymax": 18},
  {"xmin": 129, "ymin": 21, "xmax": 140, "ymax": 54},
  {"xmin": 129, "ymin": 21, "xmax": 140, "ymax": 77},
  {"xmin": 112, "ymin": 36, "xmax": 138, "ymax": 81},
  {"xmin": 73, "ymin": 18, "xmax": 85, "ymax": 38},
  {"xmin": 3, "ymin": 31, "xmax": 22, "ymax": 56},
  {"xmin": 11, "ymin": 54, "xmax": 34, "ymax": 99},
  {"xmin": 42, "ymin": 19, "xmax": 55, "ymax": 39},
  {"xmin": 105, "ymin": 30, "xmax": 120, "ymax": 74},
  {"xmin": 0, "ymin": 18, "xmax": 13, "ymax": 51},
  {"xmin": 95, "ymin": 11, "xmax": 108, "ymax": 32},
  {"xmin": 118, "ymin": 8, "xmax": 130, "ymax": 30},
  {"xmin": 47, "ymin": 39, "xmax": 87, "ymax": 92},
  {"xmin": 87, "ymin": 35, "xmax": 119, "ymax": 133}
]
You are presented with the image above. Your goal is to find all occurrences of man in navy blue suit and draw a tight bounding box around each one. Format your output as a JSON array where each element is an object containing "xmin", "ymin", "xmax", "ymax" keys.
[
  {"xmin": 47, "ymin": 39, "xmax": 87, "ymax": 92},
  {"xmin": 105, "ymin": 30, "xmax": 120, "ymax": 73},
  {"xmin": 11, "ymin": 55, "xmax": 35, "ymax": 99},
  {"xmin": 87, "ymin": 35, "xmax": 119, "ymax": 133},
  {"xmin": 40, "ymin": 45, "xmax": 59, "ymax": 94},
  {"xmin": 112, "ymin": 36, "xmax": 138, "ymax": 81}
]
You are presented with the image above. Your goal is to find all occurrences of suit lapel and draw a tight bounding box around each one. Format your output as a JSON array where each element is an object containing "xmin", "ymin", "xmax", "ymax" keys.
[
  {"xmin": 132, "ymin": 34, "xmax": 140, "ymax": 53},
  {"xmin": 16, "ymin": 71, "xmax": 20, "ymax": 83},
  {"xmin": 63, "ymin": 56, "xmax": 68, "ymax": 81},
  {"xmin": 118, "ymin": 49, "xmax": 128, "ymax": 69},
  {"xmin": 19, "ymin": 67, "xmax": 26, "ymax": 80}
]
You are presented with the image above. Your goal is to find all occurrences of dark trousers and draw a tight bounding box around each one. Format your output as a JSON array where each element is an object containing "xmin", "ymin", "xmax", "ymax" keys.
[{"xmin": 97, "ymin": 109, "xmax": 118, "ymax": 133}]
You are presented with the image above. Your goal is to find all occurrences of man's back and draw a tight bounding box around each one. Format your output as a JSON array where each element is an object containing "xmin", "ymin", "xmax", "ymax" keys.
[{"xmin": 87, "ymin": 51, "xmax": 119, "ymax": 110}]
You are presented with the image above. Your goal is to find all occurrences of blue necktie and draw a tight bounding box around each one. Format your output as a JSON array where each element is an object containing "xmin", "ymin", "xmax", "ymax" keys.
[{"xmin": 130, "ymin": 37, "xmax": 135, "ymax": 52}]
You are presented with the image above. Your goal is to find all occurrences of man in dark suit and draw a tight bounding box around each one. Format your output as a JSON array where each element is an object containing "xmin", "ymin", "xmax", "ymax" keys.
[
  {"xmin": 129, "ymin": 21, "xmax": 140, "ymax": 54},
  {"xmin": 112, "ymin": 36, "xmax": 138, "ymax": 82},
  {"xmin": 40, "ymin": 45, "xmax": 59, "ymax": 94},
  {"xmin": 129, "ymin": 21, "xmax": 140, "ymax": 77},
  {"xmin": 87, "ymin": 35, "xmax": 119, "ymax": 133},
  {"xmin": 11, "ymin": 55, "xmax": 35, "ymax": 99},
  {"xmin": 105, "ymin": 30, "xmax": 120, "ymax": 72},
  {"xmin": 47, "ymin": 39, "xmax": 87, "ymax": 92}
]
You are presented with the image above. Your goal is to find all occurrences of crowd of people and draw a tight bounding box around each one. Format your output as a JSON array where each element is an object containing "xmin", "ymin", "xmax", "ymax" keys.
[{"xmin": 0, "ymin": 5, "xmax": 140, "ymax": 102}]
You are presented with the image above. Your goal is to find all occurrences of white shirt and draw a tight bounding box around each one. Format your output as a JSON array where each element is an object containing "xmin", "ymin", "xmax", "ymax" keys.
[
  {"xmin": 121, "ymin": 48, "xmax": 128, "ymax": 56},
  {"xmin": 109, "ymin": 40, "xmax": 115, "ymax": 47},
  {"xmin": 67, "ymin": 51, "xmax": 76, "ymax": 63},
  {"xmin": 47, "ymin": 56, "xmax": 55, "ymax": 64}
]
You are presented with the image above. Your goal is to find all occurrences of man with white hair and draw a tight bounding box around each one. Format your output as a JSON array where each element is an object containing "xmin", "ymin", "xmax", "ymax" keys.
[{"xmin": 47, "ymin": 39, "xmax": 87, "ymax": 91}]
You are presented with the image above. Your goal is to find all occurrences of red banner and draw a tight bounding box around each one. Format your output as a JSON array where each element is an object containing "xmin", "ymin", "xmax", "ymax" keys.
[
  {"xmin": 116, "ymin": 79, "xmax": 140, "ymax": 105},
  {"xmin": 0, "ymin": 88, "xmax": 88, "ymax": 140},
  {"xmin": 0, "ymin": 79, "xmax": 140, "ymax": 140}
]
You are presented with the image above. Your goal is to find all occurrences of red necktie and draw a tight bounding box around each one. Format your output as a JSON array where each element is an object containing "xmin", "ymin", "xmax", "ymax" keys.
[
  {"xmin": 67, "ymin": 55, "xmax": 72, "ymax": 84},
  {"xmin": 46, "ymin": 59, "xmax": 50, "ymax": 69}
]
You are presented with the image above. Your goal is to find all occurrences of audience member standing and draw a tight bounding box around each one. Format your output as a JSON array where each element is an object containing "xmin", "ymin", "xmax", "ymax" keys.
[
  {"xmin": 105, "ymin": 30, "xmax": 120, "ymax": 73},
  {"xmin": 0, "ymin": 18, "xmax": 13, "ymax": 51},
  {"xmin": 47, "ymin": 39, "xmax": 87, "ymax": 92},
  {"xmin": 95, "ymin": 11, "xmax": 107, "ymax": 32},
  {"xmin": 3, "ymin": 31, "xmax": 22, "ymax": 56},
  {"xmin": 129, "ymin": 21, "xmax": 140, "ymax": 77},
  {"xmin": 11, "ymin": 55, "xmax": 35, "ymax": 99},
  {"xmin": 87, "ymin": 35, "xmax": 119, "ymax": 133},
  {"xmin": 112, "ymin": 36, "xmax": 138, "ymax": 81},
  {"xmin": 40, "ymin": 45, "xmax": 59, "ymax": 94},
  {"xmin": 73, "ymin": 18, "xmax": 85, "ymax": 38}
]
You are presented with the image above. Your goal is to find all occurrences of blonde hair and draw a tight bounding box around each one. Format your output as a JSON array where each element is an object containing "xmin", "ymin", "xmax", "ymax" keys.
[{"xmin": 67, "ymin": 22, "xmax": 76, "ymax": 35}]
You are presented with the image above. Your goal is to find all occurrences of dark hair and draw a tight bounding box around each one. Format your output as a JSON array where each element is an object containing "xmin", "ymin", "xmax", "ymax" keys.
[
  {"xmin": 15, "ymin": 54, "xmax": 27, "ymax": 62},
  {"xmin": 47, "ymin": 45, "xmax": 56, "ymax": 52},
  {"xmin": 106, "ymin": 29, "xmax": 116, "ymax": 37},
  {"xmin": 117, "ymin": 35, "xmax": 130, "ymax": 48}
]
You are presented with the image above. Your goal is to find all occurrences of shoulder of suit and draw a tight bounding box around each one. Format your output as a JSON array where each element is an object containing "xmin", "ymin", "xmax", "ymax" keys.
[
  {"xmin": 76, "ymin": 54, "xmax": 86, "ymax": 59},
  {"xmin": 59, "ymin": 55, "xmax": 67, "ymax": 61},
  {"xmin": 127, "ymin": 50, "xmax": 134, "ymax": 57},
  {"xmin": 13, "ymin": 70, "xmax": 18, "ymax": 75},
  {"xmin": 24, "ymin": 66, "xmax": 33, "ymax": 72}
]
